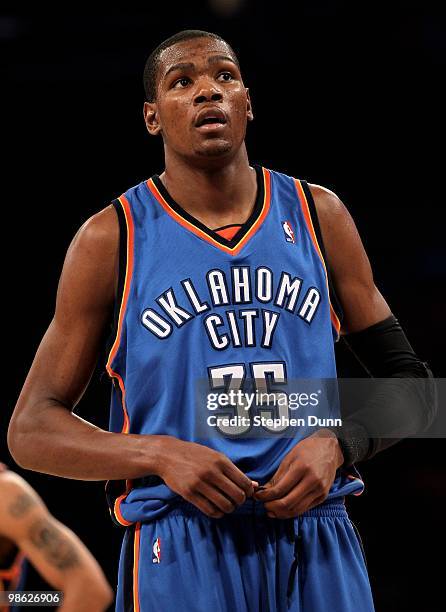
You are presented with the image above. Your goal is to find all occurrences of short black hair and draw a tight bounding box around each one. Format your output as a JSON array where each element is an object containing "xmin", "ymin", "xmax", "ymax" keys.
[{"xmin": 143, "ymin": 29, "xmax": 240, "ymax": 102}]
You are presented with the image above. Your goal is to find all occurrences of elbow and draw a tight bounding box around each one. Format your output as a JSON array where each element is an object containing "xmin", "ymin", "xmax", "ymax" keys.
[
  {"xmin": 7, "ymin": 409, "xmax": 43, "ymax": 470},
  {"xmin": 100, "ymin": 583, "xmax": 115, "ymax": 610},
  {"xmin": 64, "ymin": 576, "xmax": 114, "ymax": 612},
  {"xmin": 87, "ymin": 581, "xmax": 114, "ymax": 612},
  {"xmin": 7, "ymin": 414, "xmax": 25, "ymax": 466}
]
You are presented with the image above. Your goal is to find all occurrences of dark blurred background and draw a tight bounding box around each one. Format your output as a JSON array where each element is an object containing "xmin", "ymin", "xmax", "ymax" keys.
[{"xmin": 2, "ymin": 2, "xmax": 445, "ymax": 611}]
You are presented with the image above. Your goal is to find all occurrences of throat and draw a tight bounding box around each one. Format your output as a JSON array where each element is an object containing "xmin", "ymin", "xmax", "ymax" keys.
[
  {"xmin": 159, "ymin": 164, "xmax": 258, "ymax": 228},
  {"xmin": 149, "ymin": 164, "xmax": 265, "ymax": 247}
]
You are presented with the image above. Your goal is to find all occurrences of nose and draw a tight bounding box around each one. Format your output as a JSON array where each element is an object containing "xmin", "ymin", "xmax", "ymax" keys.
[{"xmin": 193, "ymin": 78, "xmax": 223, "ymax": 105}]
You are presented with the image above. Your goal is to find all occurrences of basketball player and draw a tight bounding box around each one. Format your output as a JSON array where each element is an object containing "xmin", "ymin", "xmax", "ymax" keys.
[
  {"xmin": 0, "ymin": 464, "xmax": 113, "ymax": 611},
  {"xmin": 8, "ymin": 31, "xmax": 434, "ymax": 611}
]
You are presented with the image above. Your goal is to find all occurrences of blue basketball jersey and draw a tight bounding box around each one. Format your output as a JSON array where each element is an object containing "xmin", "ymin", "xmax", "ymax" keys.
[{"xmin": 105, "ymin": 166, "xmax": 364, "ymax": 526}]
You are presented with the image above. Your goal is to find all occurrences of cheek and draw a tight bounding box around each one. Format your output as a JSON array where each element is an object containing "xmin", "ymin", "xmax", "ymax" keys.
[
  {"xmin": 231, "ymin": 103, "xmax": 250, "ymax": 133},
  {"xmin": 231, "ymin": 92, "xmax": 250, "ymax": 121},
  {"xmin": 162, "ymin": 98, "xmax": 192, "ymax": 129}
]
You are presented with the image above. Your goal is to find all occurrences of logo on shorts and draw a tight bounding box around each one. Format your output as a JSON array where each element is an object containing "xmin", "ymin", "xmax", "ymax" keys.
[
  {"xmin": 282, "ymin": 221, "xmax": 295, "ymax": 244},
  {"xmin": 152, "ymin": 537, "xmax": 161, "ymax": 564}
]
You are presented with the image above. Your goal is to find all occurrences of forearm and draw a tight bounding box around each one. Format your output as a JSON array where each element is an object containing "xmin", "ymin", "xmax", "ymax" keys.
[
  {"xmin": 335, "ymin": 315, "xmax": 437, "ymax": 465},
  {"xmin": 337, "ymin": 375, "xmax": 435, "ymax": 464},
  {"xmin": 8, "ymin": 403, "xmax": 169, "ymax": 480}
]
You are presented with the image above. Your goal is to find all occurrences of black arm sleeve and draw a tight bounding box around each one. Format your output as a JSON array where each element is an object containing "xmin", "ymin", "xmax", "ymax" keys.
[{"xmin": 332, "ymin": 315, "xmax": 437, "ymax": 466}]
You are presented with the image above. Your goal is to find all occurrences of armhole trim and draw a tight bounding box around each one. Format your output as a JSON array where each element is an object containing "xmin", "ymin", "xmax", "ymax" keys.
[
  {"xmin": 295, "ymin": 179, "xmax": 343, "ymax": 338},
  {"xmin": 106, "ymin": 199, "xmax": 128, "ymax": 358},
  {"xmin": 105, "ymin": 195, "xmax": 135, "ymax": 434},
  {"xmin": 104, "ymin": 196, "xmax": 135, "ymax": 525}
]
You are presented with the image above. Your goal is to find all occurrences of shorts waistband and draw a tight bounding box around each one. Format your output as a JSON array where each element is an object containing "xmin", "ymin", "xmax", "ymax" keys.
[{"xmin": 172, "ymin": 496, "xmax": 347, "ymax": 518}]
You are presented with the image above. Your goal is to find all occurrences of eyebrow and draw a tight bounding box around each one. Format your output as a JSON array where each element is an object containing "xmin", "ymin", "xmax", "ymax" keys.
[
  {"xmin": 164, "ymin": 55, "xmax": 238, "ymax": 79},
  {"xmin": 164, "ymin": 62, "xmax": 195, "ymax": 78},
  {"xmin": 207, "ymin": 54, "xmax": 238, "ymax": 66}
]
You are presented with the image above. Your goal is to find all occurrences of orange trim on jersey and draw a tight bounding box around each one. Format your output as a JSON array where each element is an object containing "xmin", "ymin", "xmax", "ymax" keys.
[
  {"xmin": 0, "ymin": 552, "xmax": 23, "ymax": 582},
  {"xmin": 215, "ymin": 225, "xmax": 242, "ymax": 241},
  {"xmin": 105, "ymin": 195, "xmax": 135, "ymax": 525},
  {"xmin": 294, "ymin": 180, "xmax": 341, "ymax": 337},
  {"xmin": 146, "ymin": 168, "xmax": 271, "ymax": 256},
  {"xmin": 347, "ymin": 473, "xmax": 365, "ymax": 496},
  {"xmin": 0, "ymin": 552, "xmax": 24, "ymax": 612},
  {"xmin": 105, "ymin": 194, "xmax": 135, "ymax": 433},
  {"xmin": 113, "ymin": 486, "xmax": 133, "ymax": 527},
  {"xmin": 133, "ymin": 522, "xmax": 141, "ymax": 612}
]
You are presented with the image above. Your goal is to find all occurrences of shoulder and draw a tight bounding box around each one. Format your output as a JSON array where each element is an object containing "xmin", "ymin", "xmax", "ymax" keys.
[
  {"xmin": 60, "ymin": 204, "xmax": 120, "ymax": 307},
  {"xmin": 63, "ymin": 204, "xmax": 120, "ymax": 299},
  {"xmin": 307, "ymin": 183, "xmax": 348, "ymax": 224},
  {"xmin": 268, "ymin": 168, "xmax": 350, "ymax": 226},
  {"xmin": 69, "ymin": 204, "xmax": 119, "ymax": 260},
  {"xmin": 305, "ymin": 183, "xmax": 359, "ymax": 243}
]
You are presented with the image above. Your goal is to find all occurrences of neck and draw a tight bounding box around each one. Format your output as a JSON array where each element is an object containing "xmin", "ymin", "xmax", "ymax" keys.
[{"xmin": 159, "ymin": 146, "xmax": 257, "ymax": 229}]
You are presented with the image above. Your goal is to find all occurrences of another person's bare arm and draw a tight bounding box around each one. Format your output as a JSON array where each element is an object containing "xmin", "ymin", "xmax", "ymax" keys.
[
  {"xmin": 0, "ymin": 470, "xmax": 113, "ymax": 611},
  {"xmin": 8, "ymin": 206, "xmax": 255, "ymax": 517}
]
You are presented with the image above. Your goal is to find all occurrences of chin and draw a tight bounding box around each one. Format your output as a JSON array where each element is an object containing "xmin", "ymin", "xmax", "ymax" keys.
[{"xmin": 195, "ymin": 138, "xmax": 233, "ymax": 158}]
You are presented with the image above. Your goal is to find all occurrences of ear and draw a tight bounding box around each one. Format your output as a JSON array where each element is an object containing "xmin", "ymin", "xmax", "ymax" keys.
[
  {"xmin": 143, "ymin": 101, "xmax": 162, "ymax": 136},
  {"xmin": 246, "ymin": 88, "xmax": 254, "ymax": 122}
]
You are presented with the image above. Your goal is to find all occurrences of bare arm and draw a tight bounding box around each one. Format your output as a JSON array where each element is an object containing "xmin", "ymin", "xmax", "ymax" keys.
[
  {"xmin": 8, "ymin": 206, "xmax": 255, "ymax": 515},
  {"xmin": 309, "ymin": 184, "xmax": 435, "ymax": 456},
  {"xmin": 255, "ymin": 184, "xmax": 395, "ymax": 516},
  {"xmin": 8, "ymin": 205, "xmax": 167, "ymax": 480},
  {"xmin": 0, "ymin": 472, "xmax": 113, "ymax": 611},
  {"xmin": 308, "ymin": 183, "xmax": 392, "ymax": 332}
]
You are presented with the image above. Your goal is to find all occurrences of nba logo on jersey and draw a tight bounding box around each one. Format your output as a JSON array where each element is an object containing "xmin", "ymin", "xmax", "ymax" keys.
[
  {"xmin": 152, "ymin": 538, "xmax": 161, "ymax": 564},
  {"xmin": 282, "ymin": 220, "xmax": 295, "ymax": 243}
]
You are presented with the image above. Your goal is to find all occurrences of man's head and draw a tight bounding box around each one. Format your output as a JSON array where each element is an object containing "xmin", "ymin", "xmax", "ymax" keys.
[
  {"xmin": 143, "ymin": 30, "xmax": 253, "ymax": 164},
  {"xmin": 143, "ymin": 30, "xmax": 241, "ymax": 104}
]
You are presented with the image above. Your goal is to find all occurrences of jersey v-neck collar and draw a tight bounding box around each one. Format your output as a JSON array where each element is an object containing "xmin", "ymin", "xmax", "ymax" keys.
[{"xmin": 146, "ymin": 165, "xmax": 271, "ymax": 256}]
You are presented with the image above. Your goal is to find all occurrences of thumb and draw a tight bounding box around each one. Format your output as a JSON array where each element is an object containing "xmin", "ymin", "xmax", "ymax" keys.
[{"xmin": 253, "ymin": 461, "xmax": 291, "ymax": 499}]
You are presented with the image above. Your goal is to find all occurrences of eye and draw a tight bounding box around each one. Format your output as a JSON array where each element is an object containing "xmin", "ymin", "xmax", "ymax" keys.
[
  {"xmin": 218, "ymin": 72, "xmax": 234, "ymax": 82},
  {"xmin": 173, "ymin": 77, "xmax": 191, "ymax": 89}
]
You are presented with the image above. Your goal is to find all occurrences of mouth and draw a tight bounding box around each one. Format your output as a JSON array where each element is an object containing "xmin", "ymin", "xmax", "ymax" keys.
[{"xmin": 195, "ymin": 109, "xmax": 228, "ymax": 132}]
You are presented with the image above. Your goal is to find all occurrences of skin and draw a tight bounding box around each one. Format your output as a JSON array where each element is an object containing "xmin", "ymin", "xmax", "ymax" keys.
[
  {"xmin": 0, "ymin": 468, "xmax": 113, "ymax": 611},
  {"xmin": 144, "ymin": 37, "xmax": 257, "ymax": 229},
  {"xmin": 8, "ymin": 36, "xmax": 391, "ymax": 519}
]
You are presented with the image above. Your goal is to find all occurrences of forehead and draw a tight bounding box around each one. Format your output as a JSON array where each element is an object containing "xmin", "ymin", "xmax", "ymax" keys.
[{"xmin": 157, "ymin": 37, "xmax": 236, "ymax": 79}]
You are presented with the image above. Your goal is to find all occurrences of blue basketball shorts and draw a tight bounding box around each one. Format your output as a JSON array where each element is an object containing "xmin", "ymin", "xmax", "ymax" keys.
[{"xmin": 116, "ymin": 497, "xmax": 375, "ymax": 611}]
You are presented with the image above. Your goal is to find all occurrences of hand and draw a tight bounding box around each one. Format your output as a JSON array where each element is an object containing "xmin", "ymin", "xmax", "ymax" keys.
[
  {"xmin": 254, "ymin": 429, "xmax": 344, "ymax": 518},
  {"xmin": 158, "ymin": 438, "xmax": 258, "ymax": 518}
]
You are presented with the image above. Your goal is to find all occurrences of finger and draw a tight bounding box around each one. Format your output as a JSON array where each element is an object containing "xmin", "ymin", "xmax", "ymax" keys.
[
  {"xmin": 263, "ymin": 479, "xmax": 316, "ymax": 515},
  {"xmin": 211, "ymin": 474, "xmax": 249, "ymax": 506},
  {"xmin": 255, "ymin": 464, "xmax": 306, "ymax": 502},
  {"xmin": 199, "ymin": 482, "xmax": 239, "ymax": 514},
  {"xmin": 269, "ymin": 457, "xmax": 292, "ymax": 483},
  {"xmin": 253, "ymin": 458, "xmax": 297, "ymax": 500},
  {"xmin": 265, "ymin": 488, "xmax": 324, "ymax": 519},
  {"xmin": 270, "ymin": 476, "xmax": 315, "ymax": 508},
  {"xmin": 258, "ymin": 458, "xmax": 290, "ymax": 491},
  {"xmin": 290, "ymin": 490, "xmax": 326, "ymax": 516},
  {"xmin": 222, "ymin": 462, "xmax": 256, "ymax": 497},
  {"xmin": 185, "ymin": 491, "xmax": 225, "ymax": 519}
]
